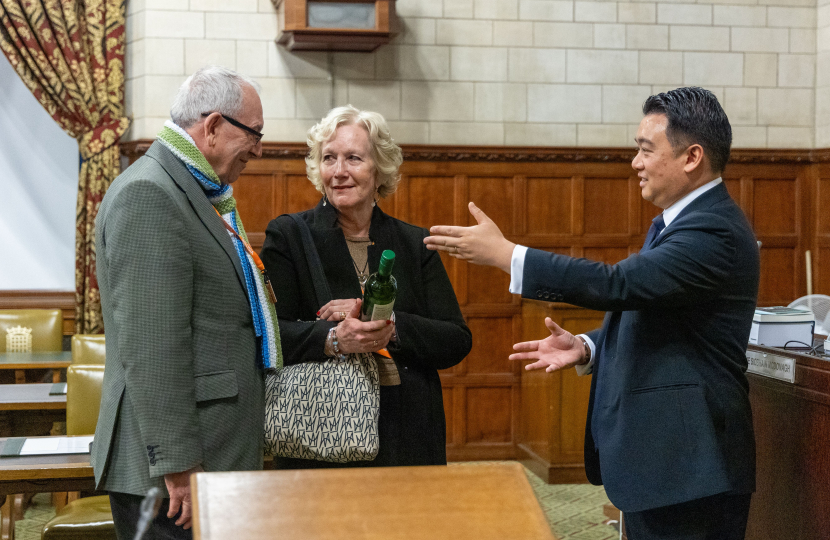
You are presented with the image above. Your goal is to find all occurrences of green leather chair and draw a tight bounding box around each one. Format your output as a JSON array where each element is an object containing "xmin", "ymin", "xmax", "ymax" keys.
[
  {"xmin": 41, "ymin": 364, "xmax": 115, "ymax": 540},
  {"xmin": 0, "ymin": 309, "xmax": 63, "ymax": 352},
  {"xmin": 70, "ymin": 335, "xmax": 106, "ymax": 364}
]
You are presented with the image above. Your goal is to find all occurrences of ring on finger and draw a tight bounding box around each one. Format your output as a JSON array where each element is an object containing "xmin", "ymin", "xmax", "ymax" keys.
[
  {"xmin": 340, "ymin": 311, "xmax": 346, "ymax": 320},
  {"xmin": 373, "ymin": 340, "xmax": 378, "ymax": 347}
]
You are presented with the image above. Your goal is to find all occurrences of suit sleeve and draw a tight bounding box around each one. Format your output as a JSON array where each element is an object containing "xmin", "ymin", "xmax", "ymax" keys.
[
  {"xmin": 260, "ymin": 216, "xmax": 335, "ymax": 365},
  {"xmin": 522, "ymin": 217, "xmax": 737, "ymax": 312},
  {"xmin": 102, "ymin": 180, "xmax": 202, "ymax": 477},
  {"xmin": 387, "ymin": 234, "xmax": 472, "ymax": 371}
]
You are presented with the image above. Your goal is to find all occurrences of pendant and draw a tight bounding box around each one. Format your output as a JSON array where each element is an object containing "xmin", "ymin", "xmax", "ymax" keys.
[{"xmin": 359, "ymin": 275, "xmax": 369, "ymax": 288}]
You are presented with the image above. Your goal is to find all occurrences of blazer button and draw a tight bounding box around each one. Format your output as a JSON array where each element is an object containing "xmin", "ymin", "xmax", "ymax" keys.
[
  {"xmin": 543, "ymin": 292, "xmax": 550, "ymax": 299},
  {"xmin": 536, "ymin": 291, "xmax": 543, "ymax": 298}
]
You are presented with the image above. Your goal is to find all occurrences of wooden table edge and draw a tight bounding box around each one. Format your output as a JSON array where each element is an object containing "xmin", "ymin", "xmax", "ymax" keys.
[{"xmin": 0, "ymin": 402, "xmax": 66, "ymax": 411}]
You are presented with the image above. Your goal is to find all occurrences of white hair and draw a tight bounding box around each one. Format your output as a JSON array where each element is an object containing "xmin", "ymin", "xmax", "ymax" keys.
[
  {"xmin": 306, "ymin": 105, "xmax": 403, "ymax": 198},
  {"xmin": 170, "ymin": 66, "xmax": 260, "ymax": 129}
]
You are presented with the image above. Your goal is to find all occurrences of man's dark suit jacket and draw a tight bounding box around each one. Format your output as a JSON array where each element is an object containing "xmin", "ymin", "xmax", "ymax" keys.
[{"xmin": 523, "ymin": 182, "xmax": 760, "ymax": 512}]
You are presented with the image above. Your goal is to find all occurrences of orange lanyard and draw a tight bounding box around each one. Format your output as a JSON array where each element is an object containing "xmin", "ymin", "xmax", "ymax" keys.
[{"xmin": 215, "ymin": 209, "xmax": 277, "ymax": 304}]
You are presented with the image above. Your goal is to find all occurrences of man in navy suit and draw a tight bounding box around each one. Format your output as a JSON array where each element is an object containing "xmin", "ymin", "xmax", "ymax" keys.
[{"xmin": 425, "ymin": 87, "xmax": 760, "ymax": 539}]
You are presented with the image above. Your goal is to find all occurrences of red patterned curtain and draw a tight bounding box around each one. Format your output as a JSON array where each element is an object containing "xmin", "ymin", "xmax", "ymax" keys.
[{"xmin": 0, "ymin": 0, "xmax": 129, "ymax": 334}]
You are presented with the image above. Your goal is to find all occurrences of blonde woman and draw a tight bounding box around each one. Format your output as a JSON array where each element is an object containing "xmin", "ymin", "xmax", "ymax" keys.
[{"xmin": 260, "ymin": 105, "xmax": 471, "ymax": 468}]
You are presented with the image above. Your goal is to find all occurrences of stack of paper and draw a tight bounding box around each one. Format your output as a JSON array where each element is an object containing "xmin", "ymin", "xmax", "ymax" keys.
[{"xmin": 749, "ymin": 307, "xmax": 815, "ymax": 348}]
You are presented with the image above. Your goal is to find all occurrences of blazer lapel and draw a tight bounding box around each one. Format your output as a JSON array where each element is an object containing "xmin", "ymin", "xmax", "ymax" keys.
[
  {"xmin": 309, "ymin": 200, "xmax": 364, "ymax": 298},
  {"xmin": 672, "ymin": 181, "xmax": 731, "ymax": 224},
  {"xmin": 144, "ymin": 142, "xmax": 248, "ymax": 292}
]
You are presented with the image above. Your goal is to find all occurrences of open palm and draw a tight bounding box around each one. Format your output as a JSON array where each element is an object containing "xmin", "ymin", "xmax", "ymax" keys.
[{"xmin": 509, "ymin": 317, "xmax": 584, "ymax": 372}]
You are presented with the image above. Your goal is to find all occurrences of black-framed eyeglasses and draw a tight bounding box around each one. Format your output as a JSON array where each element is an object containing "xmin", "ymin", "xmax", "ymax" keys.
[{"xmin": 201, "ymin": 112, "xmax": 263, "ymax": 144}]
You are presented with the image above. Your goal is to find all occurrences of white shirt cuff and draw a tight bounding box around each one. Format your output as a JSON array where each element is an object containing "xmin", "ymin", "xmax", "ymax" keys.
[
  {"xmin": 509, "ymin": 245, "xmax": 529, "ymax": 295},
  {"xmin": 575, "ymin": 334, "xmax": 595, "ymax": 376}
]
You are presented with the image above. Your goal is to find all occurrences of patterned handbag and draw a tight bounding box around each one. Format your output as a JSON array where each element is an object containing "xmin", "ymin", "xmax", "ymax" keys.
[
  {"xmin": 264, "ymin": 352, "xmax": 379, "ymax": 462},
  {"xmin": 263, "ymin": 214, "xmax": 380, "ymax": 462}
]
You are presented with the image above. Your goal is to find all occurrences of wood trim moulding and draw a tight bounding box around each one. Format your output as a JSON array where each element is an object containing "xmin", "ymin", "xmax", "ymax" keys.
[
  {"xmin": 120, "ymin": 140, "xmax": 824, "ymax": 164},
  {"xmin": 0, "ymin": 290, "xmax": 75, "ymax": 310}
]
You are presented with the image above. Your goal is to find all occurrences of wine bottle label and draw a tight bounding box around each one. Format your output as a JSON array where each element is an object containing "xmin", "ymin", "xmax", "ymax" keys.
[{"xmin": 371, "ymin": 300, "xmax": 395, "ymax": 321}]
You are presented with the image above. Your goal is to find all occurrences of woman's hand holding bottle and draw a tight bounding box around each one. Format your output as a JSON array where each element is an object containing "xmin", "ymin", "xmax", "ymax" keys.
[{"xmin": 334, "ymin": 299, "xmax": 395, "ymax": 354}]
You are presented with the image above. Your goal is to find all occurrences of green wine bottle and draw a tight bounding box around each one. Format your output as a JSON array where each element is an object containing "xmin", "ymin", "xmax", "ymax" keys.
[{"xmin": 361, "ymin": 250, "xmax": 397, "ymax": 322}]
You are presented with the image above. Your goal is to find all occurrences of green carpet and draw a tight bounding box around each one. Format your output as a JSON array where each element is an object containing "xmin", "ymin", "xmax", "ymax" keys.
[
  {"xmin": 451, "ymin": 461, "xmax": 618, "ymax": 540},
  {"xmin": 15, "ymin": 463, "xmax": 618, "ymax": 539},
  {"xmin": 14, "ymin": 493, "xmax": 54, "ymax": 539}
]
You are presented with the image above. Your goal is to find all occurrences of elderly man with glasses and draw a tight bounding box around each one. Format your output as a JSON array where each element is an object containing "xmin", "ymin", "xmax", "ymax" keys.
[{"xmin": 91, "ymin": 65, "xmax": 280, "ymax": 540}]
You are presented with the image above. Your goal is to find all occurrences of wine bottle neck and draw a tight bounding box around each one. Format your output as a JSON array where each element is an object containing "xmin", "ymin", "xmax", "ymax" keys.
[{"xmin": 378, "ymin": 250, "xmax": 395, "ymax": 277}]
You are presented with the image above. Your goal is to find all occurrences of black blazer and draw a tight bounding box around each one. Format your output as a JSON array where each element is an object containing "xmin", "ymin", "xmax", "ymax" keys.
[
  {"xmin": 523, "ymin": 183, "xmax": 759, "ymax": 512},
  {"xmin": 260, "ymin": 199, "xmax": 472, "ymax": 466}
]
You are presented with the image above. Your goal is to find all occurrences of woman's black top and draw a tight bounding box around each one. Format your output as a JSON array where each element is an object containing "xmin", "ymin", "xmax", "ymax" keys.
[{"xmin": 260, "ymin": 199, "xmax": 472, "ymax": 468}]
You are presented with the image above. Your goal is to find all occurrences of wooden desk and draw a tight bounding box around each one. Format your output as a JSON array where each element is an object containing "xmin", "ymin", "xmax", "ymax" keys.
[
  {"xmin": 745, "ymin": 344, "xmax": 830, "ymax": 540},
  {"xmin": 0, "ymin": 352, "xmax": 72, "ymax": 384},
  {"xmin": 0, "ymin": 384, "xmax": 66, "ymax": 437},
  {"xmin": 191, "ymin": 463, "xmax": 556, "ymax": 540},
  {"xmin": 0, "ymin": 384, "xmax": 66, "ymax": 411},
  {"xmin": 0, "ymin": 436, "xmax": 94, "ymax": 540}
]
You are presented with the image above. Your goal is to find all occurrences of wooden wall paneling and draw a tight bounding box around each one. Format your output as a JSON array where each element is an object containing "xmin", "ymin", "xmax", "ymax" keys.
[
  {"xmin": 517, "ymin": 300, "xmax": 558, "ymax": 478},
  {"xmin": 800, "ymin": 165, "xmax": 817, "ymax": 297},
  {"xmin": 759, "ymin": 248, "xmax": 798, "ymax": 305},
  {"xmin": 514, "ymin": 175, "xmax": 527, "ymax": 237},
  {"xmin": 749, "ymin": 173, "xmax": 802, "ymax": 305},
  {"xmin": 463, "ymin": 316, "xmax": 517, "ymax": 374},
  {"xmin": 815, "ymin": 165, "xmax": 830, "ymax": 295},
  {"xmin": 398, "ymin": 173, "xmax": 456, "ymax": 287},
  {"xmin": 9, "ymin": 141, "xmax": 822, "ymax": 466},
  {"xmin": 517, "ymin": 301, "xmax": 603, "ymax": 483},
  {"xmin": 284, "ymin": 173, "xmax": 322, "ymax": 215},
  {"xmin": 571, "ymin": 175, "xmax": 585, "ymax": 258},
  {"xmin": 467, "ymin": 177, "xmax": 514, "ymax": 306},
  {"xmin": 233, "ymin": 171, "xmax": 278, "ymax": 233},
  {"xmin": 525, "ymin": 176, "xmax": 572, "ymax": 240},
  {"xmin": 584, "ymin": 176, "xmax": 629, "ymax": 236},
  {"xmin": 466, "ymin": 386, "xmax": 513, "ymax": 443}
]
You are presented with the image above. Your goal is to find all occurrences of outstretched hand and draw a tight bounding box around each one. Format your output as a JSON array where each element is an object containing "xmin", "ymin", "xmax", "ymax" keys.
[
  {"xmin": 424, "ymin": 202, "xmax": 515, "ymax": 273},
  {"xmin": 509, "ymin": 318, "xmax": 586, "ymax": 372}
]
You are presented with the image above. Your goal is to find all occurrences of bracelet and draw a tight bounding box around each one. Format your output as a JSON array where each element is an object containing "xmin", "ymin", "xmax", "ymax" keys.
[
  {"xmin": 330, "ymin": 326, "xmax": 347, "ymax": 361},
  {"xmin": 576, "ymin": 335, "xmax": 591, "ymax": 365}
]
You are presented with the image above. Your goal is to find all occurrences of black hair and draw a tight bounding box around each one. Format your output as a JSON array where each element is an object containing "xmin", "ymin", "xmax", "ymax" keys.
[{"xmin": 642, "ymin": 87, "xmax": 732, "ymax": 174}]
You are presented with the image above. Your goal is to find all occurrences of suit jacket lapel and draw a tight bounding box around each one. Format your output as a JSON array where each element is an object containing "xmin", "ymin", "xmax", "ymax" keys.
[
  {"xmin": 144, "ymin": 141, "xmax": 248, "ymax": 292},
  {"xmin": 671, "ymin": 181, "xmax": 731, "ymax": 226},
  {"xmin": 309, "ymin": 199, "xmax": 364, "ymax": 298}
]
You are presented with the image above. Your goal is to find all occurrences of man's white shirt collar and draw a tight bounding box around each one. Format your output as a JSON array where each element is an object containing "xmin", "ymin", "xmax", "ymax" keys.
[{"xmin": 660, "ymin": 177, "xmax": 722, "ymax": 230}]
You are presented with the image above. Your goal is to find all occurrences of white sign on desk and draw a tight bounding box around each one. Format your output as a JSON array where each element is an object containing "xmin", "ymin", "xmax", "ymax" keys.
[
  {"xmin": 746, "ymin": 350, "xmax": 796, "ymax": 383},
  {"xmin": 20, "ymin": 436, "xmax": 93, "ymax": 455}
]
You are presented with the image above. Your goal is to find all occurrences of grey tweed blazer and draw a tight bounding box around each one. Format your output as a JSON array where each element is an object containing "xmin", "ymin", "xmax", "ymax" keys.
[{"xmin": 91, "ymin": 141, "xmax": 265, "ymax": 496}]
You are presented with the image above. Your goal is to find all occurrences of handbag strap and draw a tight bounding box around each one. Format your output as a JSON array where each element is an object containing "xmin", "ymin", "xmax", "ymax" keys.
[{"xmin": 289, "ymin": 213, "xmax": 332, "ymax": 308}]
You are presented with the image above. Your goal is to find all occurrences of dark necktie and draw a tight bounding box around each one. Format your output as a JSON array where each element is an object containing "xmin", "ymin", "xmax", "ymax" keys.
[{"xmin": 641, "ymin": 214, "xmax": 666, "ymax": 253}]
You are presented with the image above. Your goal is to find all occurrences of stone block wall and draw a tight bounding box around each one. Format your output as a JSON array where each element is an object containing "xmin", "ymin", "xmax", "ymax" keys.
[{"xmin": 125, "ymin": 0, "xmax": 821, "ymax": 148}]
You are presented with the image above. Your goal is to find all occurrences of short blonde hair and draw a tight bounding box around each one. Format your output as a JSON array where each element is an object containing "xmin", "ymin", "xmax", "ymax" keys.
[{"xmin": 306, "ymin": 105, "xmax": 403, "ymax": 198}]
